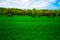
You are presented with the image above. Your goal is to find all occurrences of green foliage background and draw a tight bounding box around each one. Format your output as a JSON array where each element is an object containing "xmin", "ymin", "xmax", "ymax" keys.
[{"xmin": 0, "ymin": 8, "xmax": 60, "ymax": 17}]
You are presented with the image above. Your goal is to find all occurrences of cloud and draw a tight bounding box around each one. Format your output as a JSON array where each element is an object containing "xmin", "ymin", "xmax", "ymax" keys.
[
  {"xmin": 0, "ymin": 0, "xmax": 30, "ymax": 9},
  {"xmin": 58, "ymin": 2, "xmax": 60, "ymax": 4},
  {"xmin": 0, "ymin": 0, "xmax": 57, "ymax": 9},
  {"xmin": 0, "ymin": 0, "xmax": 6, "ymax": 2},
  {"xmin": 30, "ymin": 0, "xmax": 56, "ymax": 9}
]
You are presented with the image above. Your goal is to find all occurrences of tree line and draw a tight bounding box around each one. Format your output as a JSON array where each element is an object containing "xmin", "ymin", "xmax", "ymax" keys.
[{"xmin": 0, "ymin": 8, "xmax": 60, "ymax": 17}]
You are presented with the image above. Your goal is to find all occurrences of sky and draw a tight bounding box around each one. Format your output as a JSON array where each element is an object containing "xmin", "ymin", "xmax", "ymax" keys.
[{"xmin": 0, "ymin": 0, "xmax": 60, "ymax": 9}]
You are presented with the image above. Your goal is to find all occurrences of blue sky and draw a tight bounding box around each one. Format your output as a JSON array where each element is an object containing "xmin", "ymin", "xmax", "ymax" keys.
[{"xmin": 0, "ymin": 0, "xmax": 60, "ymax": 9}]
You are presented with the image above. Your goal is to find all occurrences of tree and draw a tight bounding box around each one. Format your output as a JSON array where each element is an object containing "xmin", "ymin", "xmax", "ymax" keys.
[{"xmin": 32, "ymin": 8, "xmax": 36, "ymax": 17}]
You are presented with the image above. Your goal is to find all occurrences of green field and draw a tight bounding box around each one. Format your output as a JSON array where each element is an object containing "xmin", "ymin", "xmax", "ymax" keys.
[{"xmin": 0, "ymin": 15, "xmax": 60, "ymax": 40}]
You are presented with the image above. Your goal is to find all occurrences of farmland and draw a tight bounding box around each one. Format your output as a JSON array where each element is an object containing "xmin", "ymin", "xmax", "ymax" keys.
[
  {"xmin": 0, "ymin": 8, "xmax": 60, "ymax": 40},
  {"xmin": 0, "ymin": 15, "xmax": 60, "ymax": 40}
]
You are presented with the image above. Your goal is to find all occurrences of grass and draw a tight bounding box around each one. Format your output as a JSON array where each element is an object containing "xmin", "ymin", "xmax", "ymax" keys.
[{"xmin": 0, "ymin": 15, "xmax": 60, "ymax": 40}]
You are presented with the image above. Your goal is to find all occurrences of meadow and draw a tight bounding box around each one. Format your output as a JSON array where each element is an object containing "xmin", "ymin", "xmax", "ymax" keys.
[
  {"xmin": 0, "ymin": 8, "xmax": 60, "ymax": 40},
  {"xmin": 0, "ymin": 15, "xmax": 60, "ymax": 40}
]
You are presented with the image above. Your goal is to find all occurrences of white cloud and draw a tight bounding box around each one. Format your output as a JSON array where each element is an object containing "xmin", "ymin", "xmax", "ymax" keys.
[
  {"xmin": 58, "ymin": 2, "xmax": 60, "ymax": 4},
  {"xmin": 0, "ymin": 0, "xmax": 57, "ymax": 9}
]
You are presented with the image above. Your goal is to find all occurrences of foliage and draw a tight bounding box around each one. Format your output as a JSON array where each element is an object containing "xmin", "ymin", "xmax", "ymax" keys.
[{"xmin": 0, "ymin": 8, "xmax": 60, "ymax": 17}]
